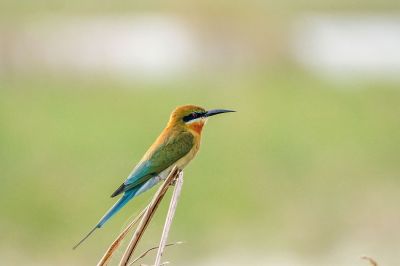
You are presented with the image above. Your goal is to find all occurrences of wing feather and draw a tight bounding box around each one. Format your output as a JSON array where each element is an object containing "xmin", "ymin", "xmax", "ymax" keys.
[{"xmin": 111, "ymin": 131, "xmax": 193, "ymax": 197}]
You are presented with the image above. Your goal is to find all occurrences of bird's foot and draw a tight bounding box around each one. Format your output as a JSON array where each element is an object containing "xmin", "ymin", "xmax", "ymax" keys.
[{"xmin": 170, "ymin": 169, "xmax": 183, "ymax": 186}]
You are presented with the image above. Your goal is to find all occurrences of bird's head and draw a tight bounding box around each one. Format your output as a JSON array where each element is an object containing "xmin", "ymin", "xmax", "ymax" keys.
[{"xmin": 168, "ymin": 105, "xmax": 235, "ymax": 134}]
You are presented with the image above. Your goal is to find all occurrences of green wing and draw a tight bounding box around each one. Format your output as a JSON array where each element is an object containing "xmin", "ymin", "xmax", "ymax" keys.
[
  {"xmin": 111, "ymin": 131, "xmax": 194, "ymax": 197},
  {"xmin": 149, "ymin": 132, "xmax": 194, "ymax": 173}
]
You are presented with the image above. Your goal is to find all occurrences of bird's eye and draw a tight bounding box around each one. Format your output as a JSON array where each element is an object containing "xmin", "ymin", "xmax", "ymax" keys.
[
  {"xmin": 183, "ymin": 112, "xmax": 203, "ymax": 122},
  {"xmin": 183, "ymin": 113, "xmax": 193, "ymax": 122}
]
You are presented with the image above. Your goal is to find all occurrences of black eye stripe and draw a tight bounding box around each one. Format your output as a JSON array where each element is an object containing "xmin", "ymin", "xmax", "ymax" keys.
[
  {"xmin": 183, "ymin": 113, "xmax": 196, "ymax": 122},
  {"xmin": 183, "ymin": 111, "xmax": 206, "ymax": 122}
]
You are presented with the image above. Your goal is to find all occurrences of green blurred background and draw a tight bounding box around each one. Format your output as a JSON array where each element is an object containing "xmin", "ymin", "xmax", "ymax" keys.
[{"xmin": 1, "ymin": 1, "xmax": 400, "ymax": 265}]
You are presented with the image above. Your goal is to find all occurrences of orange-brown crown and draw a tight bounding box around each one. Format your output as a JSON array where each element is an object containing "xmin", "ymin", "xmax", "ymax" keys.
[{"xmin": 168, "ymin": 105, "xmax": 206, "ymax": 124}]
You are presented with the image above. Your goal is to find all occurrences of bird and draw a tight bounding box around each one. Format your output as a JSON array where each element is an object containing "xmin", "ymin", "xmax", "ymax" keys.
[{"xmin": 73, "ymin": 105, "xmax": 234, "ymax": 249}]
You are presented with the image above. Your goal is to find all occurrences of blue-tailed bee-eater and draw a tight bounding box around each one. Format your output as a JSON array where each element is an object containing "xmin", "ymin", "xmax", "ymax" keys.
[{"xmin": 73, "ymin": 105, "xmax": 234, "ymax": 249}]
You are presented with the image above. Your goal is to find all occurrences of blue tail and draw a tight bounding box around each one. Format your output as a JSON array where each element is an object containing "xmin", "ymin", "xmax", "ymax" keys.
[
  {"xmin": 97, "ymin": 189, "xmax": 137, "ymax": 227},
  {"xmin": 72, "ymin": 188, "xmax": 139, "ymax": 250},
  {"xmin": 72, "ymin": 176, "xmax": 163, "ymax": 250}
]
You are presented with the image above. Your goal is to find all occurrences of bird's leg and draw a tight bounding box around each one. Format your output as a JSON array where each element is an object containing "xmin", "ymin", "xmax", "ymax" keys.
[
  {"xmin": 170, "ymin": 169, "xmax": 182, "ymax": 186},
  {"xmin": 155, "ymin": 168, "xmax": 181, "ymax": 186}
]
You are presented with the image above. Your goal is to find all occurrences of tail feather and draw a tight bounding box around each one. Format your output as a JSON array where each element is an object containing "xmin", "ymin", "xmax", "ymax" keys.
[
  {"xmin": 72, "ymin": 226, "xmax": 98, "ymax": 250},
  {"xmin": 98, "ymin": 189, "xmax": 137, "ymax": 227},
  {"xmin": 72, "ymin": 188, "xmax": 138, "ymax": 249}
]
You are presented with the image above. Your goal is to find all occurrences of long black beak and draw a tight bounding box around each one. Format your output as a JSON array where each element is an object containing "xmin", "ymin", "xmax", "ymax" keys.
[{"xmin": 205, "ymin": 109, "xmax": 235, "ymax": 117}]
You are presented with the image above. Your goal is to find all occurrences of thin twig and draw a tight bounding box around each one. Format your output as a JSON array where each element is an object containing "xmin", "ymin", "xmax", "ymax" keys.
[
  {"xmin": 129, "ymin": 241, "xmax": 184, "ymax": 266},
  {"xmin": 361, "ymin": 256, "xmax": 378, "ymax": 266},
  {"xmin": 97, "ymin": 207, "xmax": 147, "ymax": 266},
  {"xmin": 119, "ymin": 166, "xmax": 180, "ymax": 266},
  {"xmin": 154, "ymin": 171, "xmax": 184, "ymax": 266}
]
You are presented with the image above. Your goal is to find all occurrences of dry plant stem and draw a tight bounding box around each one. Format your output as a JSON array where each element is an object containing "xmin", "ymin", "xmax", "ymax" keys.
[
  {"xmin": 119, "ymin": 166, "xmax": 180, "ymax": 266},
  {"xmin": 97, "ymin": 207, "xmax": 147, "ymax": 266},
  {"xmin": 129, "ymin": 241, "xmax": 183, "ymax": 266},
  {"xmin": 154, "ymin": 171, "xmax": 184, "ymax": 266}
]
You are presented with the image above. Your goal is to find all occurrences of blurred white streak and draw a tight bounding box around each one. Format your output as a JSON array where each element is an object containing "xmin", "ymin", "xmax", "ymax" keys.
[
  {"xmin": 292, "ymin": 15, "xmax": 400, "ymax": 80},
  {"xmin": 1, "ymin": 15, "xmax": 198, "ymax": 78}
]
